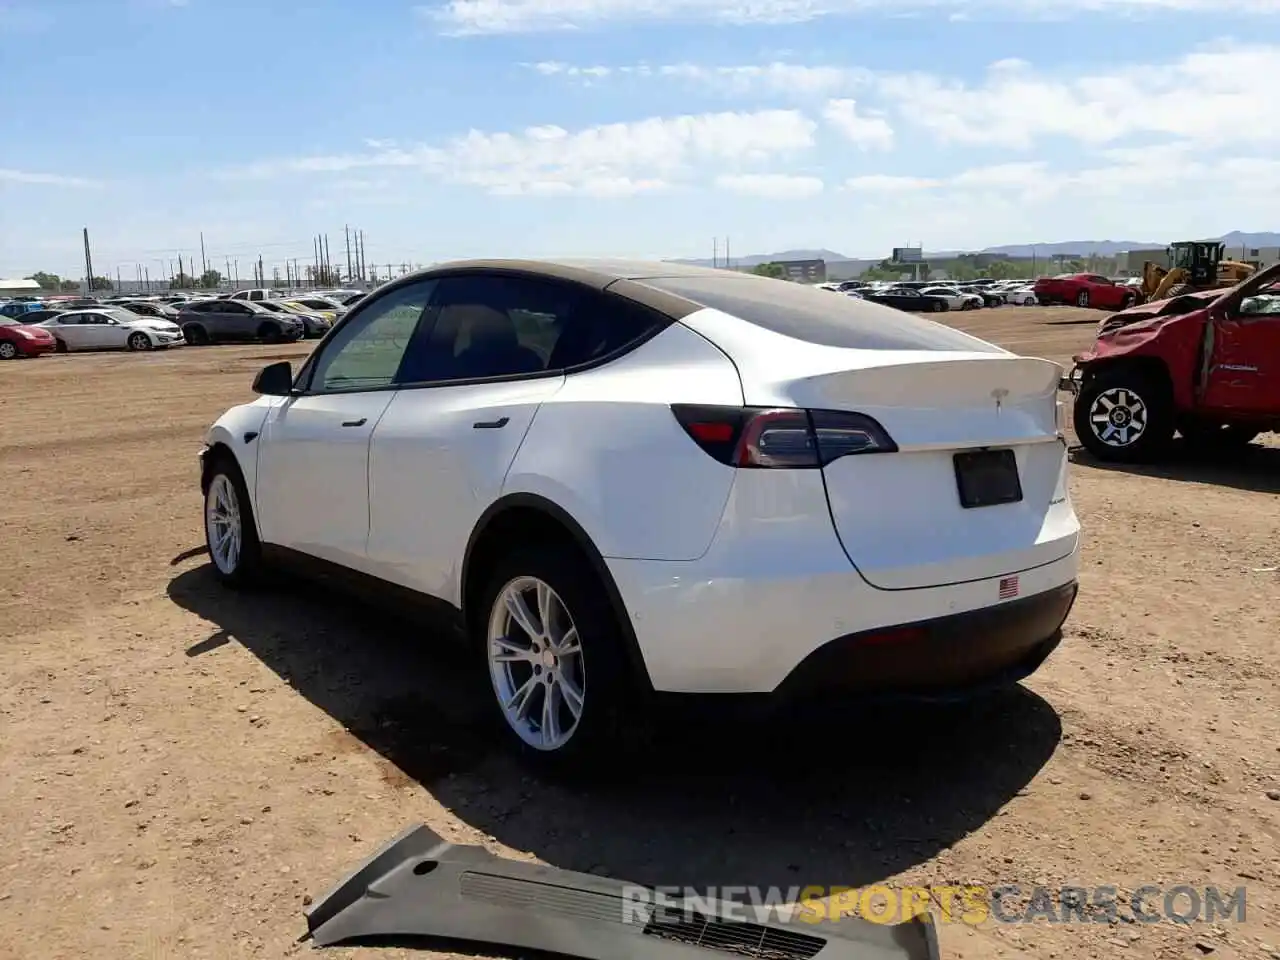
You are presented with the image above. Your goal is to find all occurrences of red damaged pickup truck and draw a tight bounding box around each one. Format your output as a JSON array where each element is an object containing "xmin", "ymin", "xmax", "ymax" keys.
[
  {"xmin": 1063, "ymin": 262, "xmax": 1280, "ymax": 462},
  {"xmin": 1034, "ymin": 273, "xmax": 1138, "ymax": 310}
]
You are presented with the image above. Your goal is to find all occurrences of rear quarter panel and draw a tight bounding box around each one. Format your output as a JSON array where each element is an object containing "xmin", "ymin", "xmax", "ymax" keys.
[{"xmin": 504, "ymin": 321, "xmax": 744, "ymax": 561}]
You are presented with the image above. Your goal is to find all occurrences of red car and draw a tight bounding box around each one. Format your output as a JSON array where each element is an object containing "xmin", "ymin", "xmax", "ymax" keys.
[
  {"xmin": 0, "ymin": 317, "xmax": 57, "ymax": 359},
  {"xmin": 1033, "ymin": 273, "xmax": 1137, "ymax": 311},
  {"xmin": 1064, "ymin": 261, "xmax": 1280, "ymax": 462}
]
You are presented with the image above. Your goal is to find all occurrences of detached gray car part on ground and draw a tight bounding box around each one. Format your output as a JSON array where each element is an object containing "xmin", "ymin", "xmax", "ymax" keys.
[{"xmin": 304, "ymin": 824, "xmax": 942, "ymax": 960}]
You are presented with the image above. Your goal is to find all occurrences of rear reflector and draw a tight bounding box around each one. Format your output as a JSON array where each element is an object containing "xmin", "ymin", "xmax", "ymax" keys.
[{"xmin": 670, "ymin": 404, "xmax": 896, "ymax": 468}]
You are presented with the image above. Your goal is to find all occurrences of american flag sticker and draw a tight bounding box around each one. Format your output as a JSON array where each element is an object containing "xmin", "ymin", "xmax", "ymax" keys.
[{"xmin": 998, "ymin": 576, "xmax": 1019, "ymax": 600}]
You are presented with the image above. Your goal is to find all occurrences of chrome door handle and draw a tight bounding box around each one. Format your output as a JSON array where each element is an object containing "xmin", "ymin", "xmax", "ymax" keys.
[
  {"xmin": 341, "ymin": 418, "xmax": 367, "ymax": 427},
  {"xmin": 473, "ymin": 417, "xmax": 509, "ymax": 429}
]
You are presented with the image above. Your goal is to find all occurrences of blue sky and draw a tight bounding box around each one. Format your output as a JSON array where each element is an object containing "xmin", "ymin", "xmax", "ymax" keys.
[{"xmin": 5, "ymin": 0, "xmax": 1280, "ymax": 280}]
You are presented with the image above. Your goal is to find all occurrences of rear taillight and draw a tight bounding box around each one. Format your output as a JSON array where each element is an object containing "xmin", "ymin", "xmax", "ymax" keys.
[{"xmin": 670, "ymin": 405, "xmax": 895, "ymax": 468}]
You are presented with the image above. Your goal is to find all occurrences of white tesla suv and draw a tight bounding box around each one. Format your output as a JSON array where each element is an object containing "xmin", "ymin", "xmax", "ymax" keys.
[{"xmin": 200, "ymin": 259, "xmax": 1080, "ymax": 766}]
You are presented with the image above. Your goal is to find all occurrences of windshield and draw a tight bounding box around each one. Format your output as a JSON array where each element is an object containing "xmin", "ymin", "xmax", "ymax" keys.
[{"xmin": 1239, "ymin": 295, "xmax": 1280, "ymax": 315}]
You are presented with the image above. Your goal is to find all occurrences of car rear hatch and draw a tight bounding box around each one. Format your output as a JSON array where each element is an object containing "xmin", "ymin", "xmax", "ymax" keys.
[{"xmin": 756, "ymin": 350, "xmax": 1075, "ymax": 590}]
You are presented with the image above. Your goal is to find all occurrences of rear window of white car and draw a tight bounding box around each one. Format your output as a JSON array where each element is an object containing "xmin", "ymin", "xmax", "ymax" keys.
[{"xmin": 640, "ymin": 275, "xmax": 1005, "ymax": 352}]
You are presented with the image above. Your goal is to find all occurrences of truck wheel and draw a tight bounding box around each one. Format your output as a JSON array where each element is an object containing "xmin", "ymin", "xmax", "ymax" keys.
[
  {"xmin": 1074, "ymin": 367, "xmax": 1174, "ymax": 463},
  {"xmin": 1076, "ymin": 290, "xmax": 1091, "ymax": 308}
]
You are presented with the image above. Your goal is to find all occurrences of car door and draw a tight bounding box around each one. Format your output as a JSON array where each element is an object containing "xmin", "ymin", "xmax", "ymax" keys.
[
  {"xmin": 211, "ymin": 300, "xmax": 253, "ymax": 339},
  {"xmin": 253, "ymin": 277, "xmax": 439, "ymax": 570},
  {"xmin": 1200, "ymin": 300, "xmax": 1280, "ymax": 414},
  {"xmin": 54, "ymin": 314, "xmax": 94, "ymax": 349},
  {"xmin": 364, "ymin": 272, "xmax": 595, "ymax": 600}
]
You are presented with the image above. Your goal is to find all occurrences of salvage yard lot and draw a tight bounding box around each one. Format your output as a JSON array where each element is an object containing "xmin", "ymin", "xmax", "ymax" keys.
[{"xmin": 2, "ymin": 305, "xmax": 1279, "ymax": 960}]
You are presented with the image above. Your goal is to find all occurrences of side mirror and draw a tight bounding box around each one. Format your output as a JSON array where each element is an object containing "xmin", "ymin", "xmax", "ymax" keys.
[{"xmin": 252, "ymin": 360, "xmax": 294, "ymax": 396}]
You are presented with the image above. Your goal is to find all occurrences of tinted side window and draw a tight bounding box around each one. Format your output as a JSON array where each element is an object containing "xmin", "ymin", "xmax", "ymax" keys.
[
  {"xmin": 548, "ymin": 292, "xmax": 666, "ymax": 369},
  {"xmin": 307, "ymin": 279, "xmax": 437, "ymax": 393},
  {"xmin": 398, "ymin": 274, "xmax": 588, "ymax": 384}
]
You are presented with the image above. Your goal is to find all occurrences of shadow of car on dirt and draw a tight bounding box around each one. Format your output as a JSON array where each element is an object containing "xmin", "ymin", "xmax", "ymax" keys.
[
  {"xmin": 1069, "ymin": 439, "xmax": 1280, "ymax": 496},
  {"xmin": 168, "ymin": 563, "xmax": 1061, "ymax": 892}
]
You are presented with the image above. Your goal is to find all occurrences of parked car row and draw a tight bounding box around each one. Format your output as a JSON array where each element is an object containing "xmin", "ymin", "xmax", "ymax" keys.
[
  {"xmin": 817, "ymin": 277, "xmax": 1045, "ymax": 312},
  {"xmin": 0, "ymin": 289, "xmax": 360, "ymax": 357}
]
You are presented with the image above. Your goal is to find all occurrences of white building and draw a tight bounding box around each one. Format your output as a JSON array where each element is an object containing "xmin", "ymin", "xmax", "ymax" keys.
[{"xmin": 0, "ymin": 278, "xmax": 41, "ymax": 297}]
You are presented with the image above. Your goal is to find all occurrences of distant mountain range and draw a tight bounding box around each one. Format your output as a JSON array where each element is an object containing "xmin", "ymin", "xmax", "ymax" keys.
[{"xmin": 674, "ymin": 232, "xmax": 1280, "ymax": 267}]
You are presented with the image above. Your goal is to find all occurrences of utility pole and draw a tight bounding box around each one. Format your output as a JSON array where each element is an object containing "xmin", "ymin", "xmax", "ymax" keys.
[
  {"xmin": 725, "ymin": 236, "xmax": 730, "ymax": 270},
  {"xmin": 292, "ymin": 259, "xmax": 299, "ymax": 290},
  {"xmin": 358, "ymin": 230, "xmax": 366, "ymax": 282},
  {"xmin": 82, "ymin": 228, "xmax": 94, "ymax": 293},
  {"xmin": 200, "ymin": 232, "xmax": 207, "ymax": 277},
  {"xmin": 225, "ymin": 257, "xmax": 231, "ymax": 287},
  {"xmin": 713, "ymin": 237, "xmax": 718, "ymax": 268},
  {"xmin": 313, "ymin": 236, "xmax": 320, "ymax": 287},
  {"xmin": 323, "ymin": 234, "xmax": 331, "ymax": 283},
  {"xmin": 233, "ymin": 259, "xmax": 239, "ymax": 286},
  {"xmin": 178, "ymin": 254, "xmax": 185, "ymax": 287},
  {"xmin": 144, "ymin": 266, "xmax": 150, "ymax": 292},
  {"xmin": 258, "ymin": 254, "xmax": 264, "ymax": 288},
  {"xmin": 345, "ymin": 225, "xmax": 353, "ymax": 281},
  {"xmin": 116, "ymin": 266, "xmax": 122, "ymax": 292}
]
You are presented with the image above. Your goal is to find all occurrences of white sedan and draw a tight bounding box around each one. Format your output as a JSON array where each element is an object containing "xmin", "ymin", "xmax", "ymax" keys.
[
  {"xmin": 199, "ymin": 259, "xmax": 1080, "ymax": 768},
  {"xmin": 1004, "ymin": 286, "xmax": 1040, "ymax": 306},
  {"xmin": 921, "ymin": 286, "xmax": 983, "ymax": 310},
  {"xmin": 36, "ymin": 308, "xmax": 186, "ymax": 351}
]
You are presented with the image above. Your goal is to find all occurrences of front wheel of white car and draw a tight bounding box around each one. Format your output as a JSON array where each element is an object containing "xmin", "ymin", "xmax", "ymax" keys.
[
  {"xmin": 127, "ymin": 331, "xmax": 153, "ymax": 351},
  {"xmin": 478, "ymin": 544, "xmax": 629, "ymax": 771},
  {"xmin": 203, "ymin": 456, "xmax": 265, "ymax": 587}
]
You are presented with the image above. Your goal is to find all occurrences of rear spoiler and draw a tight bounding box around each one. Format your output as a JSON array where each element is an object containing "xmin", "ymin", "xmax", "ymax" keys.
[{"xmin": 304, "ymin": 823, "xmax": 942, "ymax": 960}]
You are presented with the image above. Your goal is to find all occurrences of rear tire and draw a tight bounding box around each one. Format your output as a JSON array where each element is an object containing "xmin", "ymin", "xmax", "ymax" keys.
[
  {"xmin": 258, "ymin": 322, "xmax": 283, "ymax": 343},
  {"xmin": 203, "ymin": 454, "xmax": 265, "ymax": 588},
  {"xmin": 1076, "ymin": 290, "xmax": 1091, "ymax": 308},
  {"xmin": 1074, "ymin": 366, "xmax": 1174, "ymax": 463},
  {"xmin": 54, "ymin": 338, "xmax": 68, "ymax": 353},
  {"xmin": 930, "ymin": 301, "xmax": 944, "ymax": 312},
  {"xmin": 475, "ymin": 543, "xmax": 632, "ymax": 774}
]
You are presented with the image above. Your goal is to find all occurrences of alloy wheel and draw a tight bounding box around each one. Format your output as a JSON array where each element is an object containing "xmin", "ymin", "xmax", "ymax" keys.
[
  {"xmin": 0, "ymin": 342, "xmax": 17, "ymax": 359},
  {"xmin": 205, "ymin": 474, "xmax": 242, "ymax": 575},
  {"xmin": 487, "ymin": 576, "xmax": 586, "ymax": 752},
  {"xmin": 1088, "ymin": 386, "xmax": 1148, "ymax": 447}
]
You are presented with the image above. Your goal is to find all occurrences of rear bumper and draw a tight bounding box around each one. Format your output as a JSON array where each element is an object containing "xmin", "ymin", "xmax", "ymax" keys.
[
  {"xmin": 775, "ymin": 582, "xmax": 1076, "ymax": 701},
  {"xmin": 607, "ymin": 519, "xmax": 1080, "ymax": 695}
]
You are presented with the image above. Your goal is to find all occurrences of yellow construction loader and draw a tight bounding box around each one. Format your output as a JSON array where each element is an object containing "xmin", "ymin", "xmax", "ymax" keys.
[{"xmin": 1139, "ymin": 241, "xmax": 1256, "ymax": 302}]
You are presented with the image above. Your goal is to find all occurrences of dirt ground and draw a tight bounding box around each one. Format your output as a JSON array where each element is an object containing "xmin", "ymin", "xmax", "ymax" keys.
[{"xmin": 2, "ymin": 304, "xmax": 1278, "ymax": 960}]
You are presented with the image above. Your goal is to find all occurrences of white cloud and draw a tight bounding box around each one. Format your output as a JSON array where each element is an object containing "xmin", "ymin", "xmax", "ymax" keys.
[
  {"xmin": 821, "ymin": 99, "xmax": 893, "ymax": 149},
  {"xmin": 222, "ymin": 109, "xmax": 816, "ymax": 196},
  {"xmin": 0, "ymin": 168, "xmax": 99, "ymax": 187},
  {"xmin": 841, "ymin": 174, "xmax": 939, "ymax": 192},
  {"xmin": 875, "ymin": 41, "xmax": 1280, "ymax": 148},
  {"xmin": 523, "ymin": 61, "xmax": 867, "ymax": 95},
  {"xmin": 421, "ymin": 0, "xmax": 1280, "ymax": 34},
  {"xmin": 529, "ymin": 42, "xmax": 1280, "ymax": 155},
  {"xmin": 715, "ymin": 173, "xmax": 824, "ymax": 198}
]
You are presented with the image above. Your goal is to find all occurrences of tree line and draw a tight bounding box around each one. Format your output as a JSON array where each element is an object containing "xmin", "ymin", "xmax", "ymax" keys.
[{"xmin": 24, "ymin": 269, "xmax": 227, "ymax": 292}]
